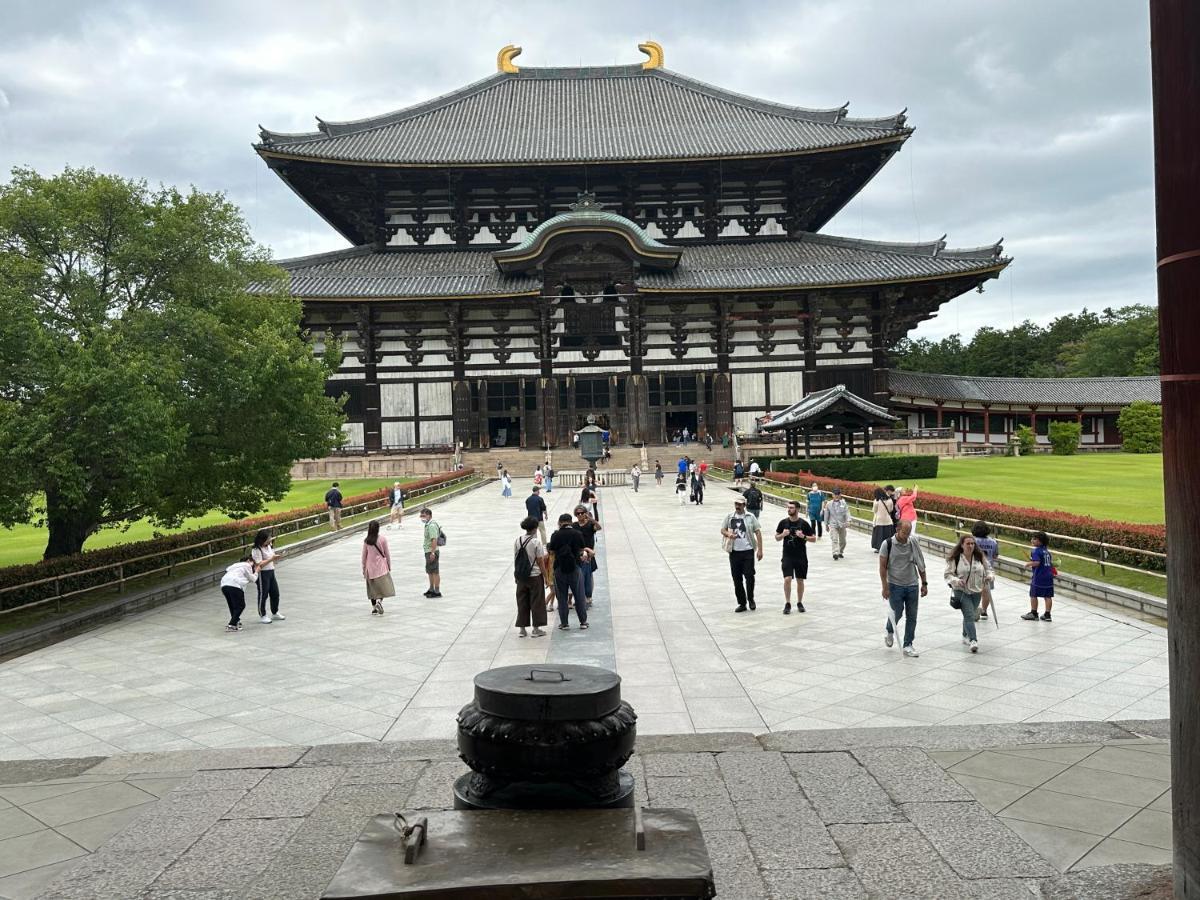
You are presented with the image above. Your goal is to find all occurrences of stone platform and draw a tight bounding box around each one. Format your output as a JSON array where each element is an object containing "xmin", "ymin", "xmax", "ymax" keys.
[{"xmin": 0, "ymin": 721, "xmax": 1173, "ymax": 899}]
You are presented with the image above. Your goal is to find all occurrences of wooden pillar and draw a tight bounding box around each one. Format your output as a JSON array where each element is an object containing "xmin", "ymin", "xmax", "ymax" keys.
[
  {"xmin": 983, "ymin": 406, "xmax": 991, "ymax": 446},
  {"xmin": 803, "ymin": 429, "xmax": 812, "ymax": 458},
  {"xmin": 1030, "ymin": 407, "xmax": 1038, "ymax": 443},
  {"xmin": 848, "ymin": 430, "xmax": 855, "ymax": 457},
  {"xmin": 935, "ymin": 402, "xmax": 944, "ymax": 428},
  {"xmin": 1150, "ymin": 3, "xmax": 1200, "ymax": 892},
  {"xmin": 863, "ymin": 426, "xmax": 871, "ymax": 455},
  {"xmin": 839, "ymin": 433, "xmax": 847, "ymax": 456}
]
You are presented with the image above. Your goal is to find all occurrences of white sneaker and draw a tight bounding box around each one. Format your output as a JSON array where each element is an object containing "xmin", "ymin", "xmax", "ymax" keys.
[
  {"xmin": 903, "ymin": 645, "xmax": 920, "ymax": 657},
  {"xmin": 962, "ymin": 637, "xmax": 970, "ymax": 645},
  {"xmin": 272, "ymin": 613, "xmax": 286, "ymax": 621},
  {"xmin": 884, "ymin": 632, "xmax": 894, "ymax": 648},
  {"xmin": 970, "ymin": 640, "xmax": 978, "ymax": 653},
  {"xmin": 260, "ymin": 615, "xmax": 273, "ymax": 624}
]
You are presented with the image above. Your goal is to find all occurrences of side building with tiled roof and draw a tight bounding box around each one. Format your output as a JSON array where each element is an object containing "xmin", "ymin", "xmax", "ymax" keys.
[
  {"xmin": 255, "ymin": 43, "xmax": 1008, "ymax": 451},
  {"xmin": 887, "ymin": 370, "xmax": 1160, "ymax": 449}
]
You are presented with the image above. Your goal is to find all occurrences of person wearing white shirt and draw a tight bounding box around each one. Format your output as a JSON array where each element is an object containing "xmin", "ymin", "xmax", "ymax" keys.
[
  {"xmin": 220, "ymin": 556, "xmax": 263, "ymax": 632},
  {"xmin": 250, "ymin": 529, "xmax": 286, "ymax": 625},
  {"xmin": 389, "ymin": 482, "xmax": 405, "ymax": 528}
]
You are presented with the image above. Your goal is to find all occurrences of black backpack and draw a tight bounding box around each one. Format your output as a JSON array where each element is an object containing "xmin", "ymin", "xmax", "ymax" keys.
[{"xmin": 514, "ymin": 536, "xmax": 536, "ymax": 581}]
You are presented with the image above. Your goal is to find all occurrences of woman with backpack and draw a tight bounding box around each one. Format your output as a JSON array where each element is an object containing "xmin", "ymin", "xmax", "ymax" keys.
[
  {"xmin": 944, "ymin": 534, "xmax": 991, "ymax": 653},
  {"xmin": 361, "ymin": 520, "xmax": 395, "ymax": 615},
  {"xmin": 513, "ymin": 516, "xmax": 549, "ymax": 638}
]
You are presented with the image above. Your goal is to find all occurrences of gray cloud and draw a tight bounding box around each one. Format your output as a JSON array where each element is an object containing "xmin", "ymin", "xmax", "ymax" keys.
[{"xmin": 0, "ymin": 0, "xmax": 1154, "ymax": 339}]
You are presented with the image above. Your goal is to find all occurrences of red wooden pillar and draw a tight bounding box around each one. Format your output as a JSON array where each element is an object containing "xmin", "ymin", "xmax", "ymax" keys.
[
  {"xmin": 982, "ymin": 406, "xmax": 992, "ymax": 446},
  {"xmin": 935, "ymin": 402, "xmax": 944, "ymax": 428},
  {"xmin": 1151, "ymin": 3, "xmax": 1200, "ymax": 893},
  {"xmin": 1029, "ymin": 407, "xmax": 1038, "ymax": 443}
]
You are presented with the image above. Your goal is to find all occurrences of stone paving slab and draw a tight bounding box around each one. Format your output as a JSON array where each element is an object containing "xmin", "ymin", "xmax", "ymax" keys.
[{"xmin": 5, "ymin": 725, "xmax": 1171, "ymax": 898}]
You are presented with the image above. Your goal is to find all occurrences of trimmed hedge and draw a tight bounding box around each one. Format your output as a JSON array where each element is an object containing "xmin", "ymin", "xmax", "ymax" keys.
[
  {"xmin": 769, "ymin": 454, "xmax": 939, "ymax": 481},
  {"xmin": 715, "ymin": 461, "xmax": 1164, "ymax": 570},
  {"xmin": 0, "ymin": 469, "xmax": 475, "ymax": 612}
]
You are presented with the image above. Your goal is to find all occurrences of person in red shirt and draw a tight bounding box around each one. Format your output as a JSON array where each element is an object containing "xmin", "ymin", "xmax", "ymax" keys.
[{"xmin": 895, "ymin": 485, "xmax": 919, "ymax": 535}]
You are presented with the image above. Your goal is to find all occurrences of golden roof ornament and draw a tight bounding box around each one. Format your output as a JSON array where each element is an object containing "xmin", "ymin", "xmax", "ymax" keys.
[
  {"xmin": 497, "ymin": 45, "xmax": 522, "ymax": 73},
  {"xmin": 638, "ymin": 41, "xmax": 664, "ymax": 69}
]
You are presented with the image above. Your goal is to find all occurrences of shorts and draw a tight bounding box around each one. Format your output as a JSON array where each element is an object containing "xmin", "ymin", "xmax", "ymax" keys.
[
  {"xmin": 425, "ymin": 551, "xmax": 440, "ymax": 574},
  {"xmin": 1030, "ymin": 583, "xmax": 1054, "ymax": 598},
  {"xmin": 781, "ymin": 556, "xmax": 808, "ymax": 580}
]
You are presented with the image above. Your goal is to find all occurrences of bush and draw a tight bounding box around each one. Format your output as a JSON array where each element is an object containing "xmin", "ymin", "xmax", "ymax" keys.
[
  {"xmin": 770, "ymin": 454, "xmax": 939, "ymax": 481},
  {"xmin": 0, "ymin": 469, "xmax": 475, "ymax": 612},
  {"xmin": 1118, "ymin": 401, "xmax": 1162, "ymax": 453},
  {"xmin": 1047, "ymin": 422, "xmax": 1082, "ymax": 456},
  {"xmin": 1014, "ymin": 425, "xmax": 1036, "ymax": 455}
]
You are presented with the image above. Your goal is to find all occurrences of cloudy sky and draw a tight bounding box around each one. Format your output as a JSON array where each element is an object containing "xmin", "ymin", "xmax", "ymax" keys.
[{"xmin": 0, "ymin": 0, "xmax": 1155, "ymax": 339}]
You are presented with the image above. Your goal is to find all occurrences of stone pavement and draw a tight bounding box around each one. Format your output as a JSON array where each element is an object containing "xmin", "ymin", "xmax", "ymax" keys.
[
  {"xmin": 0, "ymin": 721, "xmax": 1170, "ymax": 899},
  {"xmin": 0, "ymin": 476, "xmax": 1169, "ymax": 760}
]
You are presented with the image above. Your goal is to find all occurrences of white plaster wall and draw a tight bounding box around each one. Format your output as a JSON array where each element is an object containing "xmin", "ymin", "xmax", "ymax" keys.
[
  {"xmin": 733, "ymin": 372, "xmax": 766, "ymax": 409},
  {"xmin": 382, "ymin": 421, "xmax": 416, "ymax": 447},
  {"xmin": 419, "ymin": 381, "xmax": 452, "ymax": 418},
  {"xmin": 380, "ymin": 383, "xmax": 414, "ymax": 418},
  {"xmin": 341, "ymin": 422, "xmax": 364, "ymax": 448},
  {"xmin": 770, "ymin": 370, "xmax": 804, "ymax": 408},
  {"xmin": 421, "ymin": 419, "xmax": 453, "ymax": 446}
]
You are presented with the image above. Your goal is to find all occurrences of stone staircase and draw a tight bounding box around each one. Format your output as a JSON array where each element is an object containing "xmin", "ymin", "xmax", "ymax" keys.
[{"xmin": 462, "ymin": 442, "xmax": 718, "ymax": 475}]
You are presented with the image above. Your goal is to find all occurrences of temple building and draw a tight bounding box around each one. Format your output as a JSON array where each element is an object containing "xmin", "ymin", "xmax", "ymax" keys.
[{"xmin": 256, "ymin": 42, "xmax": 1008, "ymax": 451}]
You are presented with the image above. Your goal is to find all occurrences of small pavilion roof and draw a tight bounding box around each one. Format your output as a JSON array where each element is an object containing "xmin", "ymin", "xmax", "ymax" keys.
[
  {"xmin": 761, "ymin": 385, "xmax": 898, "ymax": 432},
  {"xmin": 256, "ymin": 64, "xmax": 910, "ymax": 166},
  {"xmin": 887, "ymin": 371, "xmax": 1161, "ymax": 406}
]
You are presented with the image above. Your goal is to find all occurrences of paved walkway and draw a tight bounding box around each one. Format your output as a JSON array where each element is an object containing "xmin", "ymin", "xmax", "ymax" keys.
[
  {"xmin": 0, "ymin": 478, "xmax": 1169, "ymax": 759},
  {"xmin": 0, "ymin": 722, "xmax": 1172, "ymax": 899}
]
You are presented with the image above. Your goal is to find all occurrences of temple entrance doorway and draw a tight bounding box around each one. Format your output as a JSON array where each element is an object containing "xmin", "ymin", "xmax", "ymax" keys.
[
  {"xmin": 664, "ymin": 410, "xmax": 698, "ymax": 441},
  {"xmin": 488, "ymin": 416, "xmax": 521, "ymax": 447}
]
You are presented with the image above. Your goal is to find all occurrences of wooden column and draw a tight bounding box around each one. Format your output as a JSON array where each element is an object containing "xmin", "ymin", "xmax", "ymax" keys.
[
  {"xmin": 1030, "ymin": 407, "xmax": 1038, "ymax": 443},
  {"xmin": 935, "ymin": 403, "xmax": 944, "ymax": 428},
  {"xmin": 983, "ymin": 406, "xmax": 991, "ymax": 446},
  {"xmin": 803, "ymin": 429, "xmax": 812, "ymax": 458},
  {"xmin": 1150, "ymin": 3, "xmax": 1200, "ymax": 893}
]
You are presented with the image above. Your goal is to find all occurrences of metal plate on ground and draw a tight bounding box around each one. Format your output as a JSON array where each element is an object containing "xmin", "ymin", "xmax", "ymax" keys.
[{"xmin": 322, "ymin": 808, "xmax": 714, "ymax": 899}]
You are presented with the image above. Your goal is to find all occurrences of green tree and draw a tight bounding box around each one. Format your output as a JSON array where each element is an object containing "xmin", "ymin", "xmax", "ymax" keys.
[
  {"xmin": 1047, "ymin": 421, "xmax": 1081, "ymax": 455},
  {"xmin": 1117, "ymin": 400, "xmax": 1163, "ymax": 453},
  {"xmin": 0, "ymin": 167, "xmax": 344, "ymax": 558},
  {"xmin": 1060, "ymin": 305, "xmax": 1159, "ymax": 377}
]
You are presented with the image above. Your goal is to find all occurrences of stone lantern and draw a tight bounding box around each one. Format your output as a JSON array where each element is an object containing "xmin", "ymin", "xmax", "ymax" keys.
[{"xmin": 576, "ymin": 414, "xmax": 605, "ymax": 467}]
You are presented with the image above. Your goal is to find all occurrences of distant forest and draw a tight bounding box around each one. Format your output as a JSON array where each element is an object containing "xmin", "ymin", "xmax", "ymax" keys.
[{"xmin": 890, "ymin": 304, "xmax": 1159, "ymax": 379}]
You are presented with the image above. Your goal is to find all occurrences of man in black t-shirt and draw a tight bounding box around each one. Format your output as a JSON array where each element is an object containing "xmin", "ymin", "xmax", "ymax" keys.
[
  {"xmin": 525, "ymin": 486, "xmax": 548, "ymax": 543},
  {"xmin": 775, "ymin": 500, "xmax": 815, "ymax": 614},
  {"xmin": 547, "ymin": 514, "xmax": 588, "ymax": 630},
  {"xmin": 572, "ymin": 506, "xmax": 602, "ymax": 608},
  {"xmin": 743, "ymin": 483, "xmax": 764, "ymax": 520}
]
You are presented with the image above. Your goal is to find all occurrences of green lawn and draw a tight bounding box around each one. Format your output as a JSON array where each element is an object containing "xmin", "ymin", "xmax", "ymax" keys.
[
  {"xmin": 924, "ymin": 455, "xmax": 1164, "ymax": 524},
  {"xmin": 0, "ymin": 478, "xmax": 393, "ymax": 569}
]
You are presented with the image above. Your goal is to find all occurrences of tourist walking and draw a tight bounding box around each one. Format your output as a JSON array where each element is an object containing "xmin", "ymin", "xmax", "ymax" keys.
[
  {"xmin": 870, "ymin": 487, "xmax": 896, "ymax": 552},
  {"xmin": 682, "ymin": 426, "xmax": 690, "ymax": 446},
  {"xmin": 824, "ymin": 488, "xmax": 850, "ymax": 559},
  {"xmin": 722, "ymin": 496, "xmax": 763, "ymax": 612},
  {"xmin": 655, "ymin": 461, "xmax": 663, "ymax": 486},
  {"xmin": 573, "ymin": 506, "xmax": 601, "ymax": 608},
  {"xmin": 705, "ymin": 433, "xmax": 713, "ymax": 451},
  {"xmin": 389, "ymin": 482, "xmax": 406, "ymax": 528},
  {"xmin": 742, "ymin": 480, "xmax": 764, "ymax": 521},
  {"xmin": 579, "ymin": 480, "xmax": 599, "ymax": 522},
  {"xmin": 544, "ymin": 462, "xmax": 554, "ymax": 493},
  {"xmin": 1021, "ymin": 531, "xmax": 1055, "ymax": 622},
  {"xmin": 749, "ymin": 460, "xmax": 762, "ymax": 479},
  {"xmin": 880, "ymin": 521, "xmax": 928, "ymax": 657},
  {"xmin": 691, "ymin": 467, "xmax": 706, "ymax": 505},
  {"xmin": 419, "ymin": 508, "xmax": 443, "ymax": 598},
  {"xmin": 896, "ymin": 485, "xmax": 919, "ymax": 535},
  {"xmin": 514, "ymin": 516, "xmax": 550, "ymax": 638},
  {"xmin": 525, "ymin": 485, "xmax": 548, "ymax": 543},
  {"xmin": 548, "ymin": 514, "xmax": 588, "ymax": 630},
  {"xmin": 675, "ymin": 470, "xmax": 688, "ymax": 505},
  {"xmin": 806, "ymin": 483, "xmax": 825, "ymax": 539},
  {"xmin": 677, "ymin": 456, "xmax": 688, "ymax": 477},
  {"xmin": 972, "ymin": 521, "xmax": 1000, "ymax": 618},
  {"xmin": 533, "ymin": 466, "xmax": 544, "ymax": 490},
  {"xmin": 324, "ymin": 481, "xmax": 344, "ymax": 531},
  {"xmin": 776, "ymin": 500, "xmax": 815, "ymax": 614},
  {"xmin": 500, "ymin": 469, "xmax": 512, "ymax": 498},
  {"xmin": 361, "ymin": 520, "xmax": 395, "ymax": 615},
  {"xmin": 250, "ymin": 529, "xmax": 285, "ymax": 624},
  {"xmin": 733, "ymin": 459, "xmax": 745, "ymax": 486},
  {"xmin": 945, "ymin": 534, "xmax": 991, "ymax": 653},
  {"xmin": 219, "ymin": 555, "xmax": 262, "ymax": 632},
  {"xmin": 631, "ymin": 463, "xmax": 642, "ymax": 492}
]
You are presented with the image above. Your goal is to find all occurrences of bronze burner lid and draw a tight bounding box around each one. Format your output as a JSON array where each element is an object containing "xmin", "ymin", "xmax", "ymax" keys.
[{"xmin": 472, "ymin": 665, "xmax": 622, "ymax": 722}]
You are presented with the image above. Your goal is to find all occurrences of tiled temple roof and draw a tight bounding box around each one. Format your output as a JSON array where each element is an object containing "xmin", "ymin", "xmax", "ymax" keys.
[
  {"xmin": 887, "ymin": 370, "xmax": 1161, "ymax": 406},
  {"xmin": 256, "ymin": 65, "xmax": 910, "ymax": 166}
]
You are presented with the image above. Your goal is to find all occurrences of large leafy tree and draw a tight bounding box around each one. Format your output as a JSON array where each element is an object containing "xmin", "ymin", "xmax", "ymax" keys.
[{"xmin": 0, "ymin": 167, "xmax": 344, "ymax": 558}]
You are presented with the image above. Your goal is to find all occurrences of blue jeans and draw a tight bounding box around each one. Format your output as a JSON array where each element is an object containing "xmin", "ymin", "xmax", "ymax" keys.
[
  {"xmin": 885, "ymin": 583, "xmax": 919, "ymax": 648},
  {"xmin": 957, "ymin": 591, "xmax": 981, "ymax": 641},
  {"xmin": 555, "ymin": 569, "xmax": 587, "ymax": 626},
  {"xmin": 581, "ymin": 561, "xmax": 595, "ymax": 599},
  {"xmin": 546, "ymin": 477, "xmax": 553, "ymax": 493}
]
